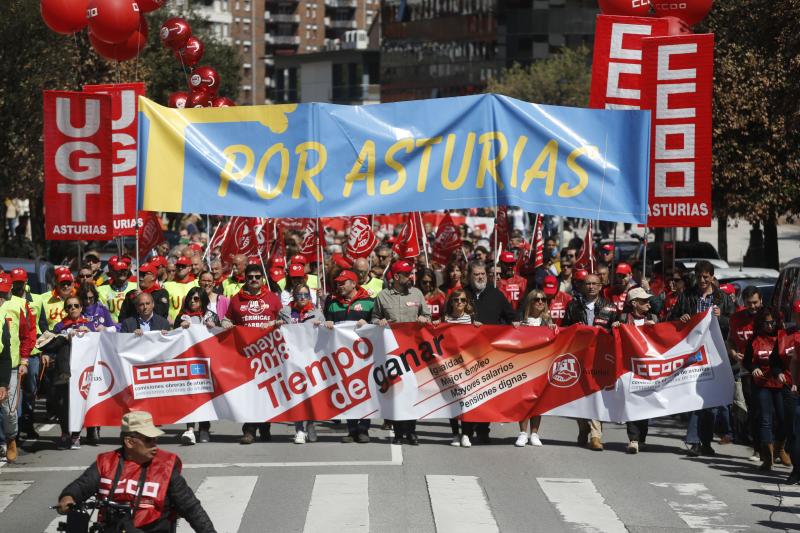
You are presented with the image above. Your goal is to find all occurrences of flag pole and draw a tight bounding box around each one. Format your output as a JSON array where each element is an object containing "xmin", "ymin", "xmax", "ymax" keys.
[
  {"xmin": 527, "ymin": 213, "xmax": 539, "ymax": 263},
  {"xmin": 417, "ymin": 212, "xmax": 430, "ymax": 269},
  {"xmin": 204, "ymin": 221, "xmax": 221, "ymax": 268},
  {"xmin": 317, "ymin": 217, "xmax": 326, "ymax": 305}
]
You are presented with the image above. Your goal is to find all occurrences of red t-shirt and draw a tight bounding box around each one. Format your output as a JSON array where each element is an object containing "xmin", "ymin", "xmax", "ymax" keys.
[
  {"xmin": 425, "ymin": 292, "xmax": 447, "ymax": 322},
  {"xmin": 498, "ymin": 275, "xmax": 528, "ymax": 311},
  {"xmin": 225, "ymin": 286, "xmax": 281, "ymax": 327},
  {"xmin": 729, "ymin": 309, "xmax": 756, "ymax": 354},
  {"xmin": 547, "ymin": 291, "xmax": 572, "ymax": 326}
]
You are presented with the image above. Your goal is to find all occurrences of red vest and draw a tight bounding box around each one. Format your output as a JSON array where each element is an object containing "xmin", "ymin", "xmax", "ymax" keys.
[
  {"xmin": 729, "ymin": 310, "xmax": 756, "ymax": 354},
  {"xmin": 498, "ymin": 275, "xmax": 527, "ymax": 310},
  {"xmin": 547, "ymin": 291, "xmax": 573, "ymax": 326},
  {"xmin": 750, "ymin": 332, "xmax": 794, "ymax": 389},
  {"xmin": 96, "ymin": 449, "xmax": 180, "ymax": 528},
  {"xmin": 425, "ymin": 292, "xmax": 447, "ymax": 322}
]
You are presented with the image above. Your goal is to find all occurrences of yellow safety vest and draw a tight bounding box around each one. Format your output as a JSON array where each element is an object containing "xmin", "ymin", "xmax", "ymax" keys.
[
  {"xmin": 1, "ymin": 296, "xmax": 28, "ymax": 367},
  {"xmin": 163, "ymin": 280, "xmax": 197, "ymax": 322},
  {"xmin": 97, "ymin": 282, "xmax": 133, "ymax": 322},
  {"xmin": 41, "ymin": 293, "xmax": 68, "ymax": 331}
]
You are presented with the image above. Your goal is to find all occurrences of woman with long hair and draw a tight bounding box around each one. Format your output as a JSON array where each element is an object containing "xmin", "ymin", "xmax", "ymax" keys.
[
  {"xmin": 418, "ymin": 267, "xmax": 446, "ymax": 323},
  {"xmin": 174, "ymin": 286, "xmax": 220, "ymax": 445},
  {"xmin": 77, "ymin": 283, "xmax": 117, "ymax": 331},
  {"xmin": 744, "ymin": 307, "xmax": 794, "ymax": 471},
  {"xmin": 198, "ymin": 270, "xmax": 229, "ymax": 319},
  {"xmin": 443, "ymin": 289, "xmax": 481, "ymax": 447},
  {"xmin": 514, "ymin": 289, "xmax": 556, "ymax": 447},
  {"xmin": 440, "ymin": 261, "xmax": 463, "ymax": 296}
]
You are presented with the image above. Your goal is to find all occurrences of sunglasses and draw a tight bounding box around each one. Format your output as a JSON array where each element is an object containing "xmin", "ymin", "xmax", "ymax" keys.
[
  {"xmin": 295, "ymin": 293, "xmax": 311, "ymax": 299},
  {"xmin": 454, "ymin": 298, "xmax": 467, "ymax": 303},
  {"xmin": 247, "ymin": 275, "xmax": 263, "ymax": 280},
  {"xmin": 178, "ymin": 265, "xmax": 190, "ymax": 269},
  {"xmin": 562, "ymin": 254, "xmax": 576, "ymax": 259},
  {"xmin": 129, "ymin": 434, "xmax": 157, "ymax": 445},
  {"xmin": 78, "ymin": 273, "xmax": 93, "ymax": 279},
  {"xmin": 190, "ymin": 296, "xmax": 201, "ymax": 301},
  {"xmin": 65, "ymin": 303, "xmax": 81, "ymax": 310},
  {"xmin": 532, "ymin": 297, "xmax": 546, "ymax": 302}
]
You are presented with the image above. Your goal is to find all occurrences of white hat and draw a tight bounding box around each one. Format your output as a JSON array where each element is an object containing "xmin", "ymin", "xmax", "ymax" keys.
[{"xmin": 627, "ymin": 287, "xmax": 651, "ymax": 302}]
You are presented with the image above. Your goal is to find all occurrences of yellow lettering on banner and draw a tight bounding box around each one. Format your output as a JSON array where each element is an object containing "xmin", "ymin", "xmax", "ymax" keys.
[
  {"xmin": 521, "ymin": 140, "xmax": 558, "ymax": 195},
  {"xmin": 343, "ymin": 140, "xmax": 376, "ymax": 197},
  {"xmin": 476, "ymin": 132, "xmax": 507, "ymax": 190},
  {"xmin": 293, "ymin": 142, "xmax": 326, "ymax": 201},
  {"xmin": 414, "ymin": 137, "xmax": 442, "ymax": 193},
  {"xmin": 381, "ymin": 139, "xmax": 413, "ymax": 195},
  {"xmin": 510, "ymin": 136, "xmax": 528, "ymax": 188},
  {"xmin": 441, "ymin": 133, "xmax": 476, "ymax": 191},
  {"xmin": 560, "ymin": 146, "xmax": 598, "ymax": 198},
  {"xmin": 254, "ymin": 143, "xmax": 290, "ymax": 199},
  {"xmin": 218, "ymin": 145, "xmax": 255, "ymax": 197}
]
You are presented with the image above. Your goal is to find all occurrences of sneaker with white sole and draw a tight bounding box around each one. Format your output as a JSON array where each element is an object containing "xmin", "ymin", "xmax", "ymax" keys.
[
  {"xmin": 450, "ymin": 435, "xmax": 461, "ymax": 447},
  {"xmin": 181, "ymin": 429, "xmax": 196, "ymax": 446},
  {"xmin": 306, "ymin": 423, "xmax": 317, "ymax": 443},
  {"xmin": 70, "ymin": 436, "xmax": 81, "ymax": 450},
  {"xmin": 460, "ymin": 434, "xmax": 471, "ymax": 448},
  {"xmin": 294, "ymin": 430, "xmax": 307, "ymax": 444},
  {"xmin": 515, "ymin": 432, "xmax": 529, "ymax": 447},
  {"xmin": 749, "ymin": 453, "xmax": 761, "ymax": 463},
  {"xmin": 529, "ymin": 433, "xmax": 543, "ymax": 447},
  {"xmin": 626, "ymin": 441, "xmax": 639, "ymax": 454}
]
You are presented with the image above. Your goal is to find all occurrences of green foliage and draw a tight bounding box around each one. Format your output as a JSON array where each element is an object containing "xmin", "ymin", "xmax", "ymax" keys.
[{"xmin": 485, "ymin": 46, "xmax": 592, "ymax": 107}]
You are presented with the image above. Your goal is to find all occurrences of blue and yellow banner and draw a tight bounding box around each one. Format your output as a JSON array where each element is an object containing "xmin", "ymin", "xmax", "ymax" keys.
[{"xmin": 137, "ymin": 94, "xmax": 651, "ymax": 222}]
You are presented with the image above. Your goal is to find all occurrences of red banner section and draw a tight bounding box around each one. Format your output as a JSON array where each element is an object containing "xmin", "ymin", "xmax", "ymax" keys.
[
  {"xmin": 590, "ymin": 15, "xmax": 670, "ymax": 110},
  {"xmin": 70, "ymin": 312, "xmax": 732, "ymax": 430},
  {"xmin": 642, "ymin": 33, "xmax": 714, "ymax": 227},
  {"xmin": 83, "ymin": 83, "xmax": 145, "ymax": 236},
  {"xmin": 44, "ymin": 91, "xmax": 113, "ymax": 240},
  {"xmin": 137, "ymin": 211, "xmax": 165, "ymax": 258}
]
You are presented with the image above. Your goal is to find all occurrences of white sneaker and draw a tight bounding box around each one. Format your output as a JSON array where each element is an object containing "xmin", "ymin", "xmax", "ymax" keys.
[
  {"xmin": 180, "ymin": 429, "xmax": 196, "ymax": 446},
  {"xmin": 515, "ymin": 432, "xmax": 529, "ymax": 447},
  {"xmin": 627, "ymin": 441, "xmax": 639, "ymax": 454},
  {"xmin": 749, "ymin": 453, "xmax": 761, "ymax": 463},
  {"xmin": 306, "ymin": 423, "xmax": 317, "ymax": 443},
  {"xmin": 450, "ymin": 435, "xmax": 461, "ymax": 447},
  {"xmin": 460, "ymin": 435, "xmax": 471, "ymax": 448},
  {"xmin": 294, "ymin": 430, "xmax": 307, "ymax": 444},
  {"xmin": 387, "ymin": 428, "xmax": 395, "ymax": 438},
  {"xmin": 529, "ymin": 433, "xmax": 543, "ymax": 447}
]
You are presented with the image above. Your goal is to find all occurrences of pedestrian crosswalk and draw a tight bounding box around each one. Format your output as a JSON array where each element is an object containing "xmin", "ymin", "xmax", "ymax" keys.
[{"xmin": 0, "ymin": 473, "xmax": 790, "ymax": 532}]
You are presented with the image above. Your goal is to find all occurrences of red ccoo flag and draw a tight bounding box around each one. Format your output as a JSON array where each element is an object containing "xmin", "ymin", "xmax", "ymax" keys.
[
  {"xmin": 297, "ymin": 218, "xmax": 325, "ymax": 262},
  {"xmin": 573, "ymin": 221, "xmax": 595, "ymax": 273},
  {"xmin": 518, "ymin": 214, "xmax": 544, "ymax": 275},
  {"xmin": 491, "ymin": 206, "xmax": 511, "ymax": 253},
  {"xmin": 137, "ymin": 211, "xmax": 165, "ymax": 260},
  {"xmin": 392, "ymin": 212, "xmax": 422, "ymax": 259},
  {"xmin": 345, "ymin": 215, "xmax": 378, "ymax": 259},
  {"xmin": 219, "ymin": 217, "xmax": 263, "ymax": 264},
  {"xmin": 432, "ymin": 212, "xmax": 462, "ymax": 265}
]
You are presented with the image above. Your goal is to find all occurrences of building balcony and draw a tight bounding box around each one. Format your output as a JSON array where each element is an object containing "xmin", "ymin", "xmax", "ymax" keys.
[
  {"xmin": 265, "ymin": 12, "xmax": 301, "ymax": 23},
  {"xmin": 329, "ymin": 19, "xmax": 357, "ymax": 29},
  {"xmin": 325, "ymin": 0, "xmax": 357, "ymax": 7},
  {"xmin": 265, "ymin": 0, "xmax": 299, "ymax": 5},
  {"xmin": 266, "ymin": 35, "xmax": 301, "ymax": 45}
]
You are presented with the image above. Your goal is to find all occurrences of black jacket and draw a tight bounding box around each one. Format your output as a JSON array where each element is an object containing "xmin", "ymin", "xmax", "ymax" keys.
[
  {"xmin": 562, "ymin": 295, "xmax": 618, "ymax": 331},
  {"xmin": 464, "ymin": 284, "xmax": 518, "ymax": 325},
  {"xmin": 59, "ymin": 453, "xmax": 216, "ymax": 533},
  {"xmin": 0, "ymin": 322, "xmax": 10, "ymax": 388},
  {"xmin": 119, "ymin": 288, "xmax": 170, "ymax": 323},
  {"xmin": 120, "ymin": 314, "xmax": 172, "ymax": 333},
  {"xmin": 668, "ymin": 286, "xmax": 734, "ymax": 337}
]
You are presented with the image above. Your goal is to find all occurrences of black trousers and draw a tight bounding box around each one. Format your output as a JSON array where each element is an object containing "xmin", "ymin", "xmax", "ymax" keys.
[
  {"xmin": 394, "ymin": 420, "xmax": 417, "ymax": 436},
  {"xmin": 626, "ymin": 420, "xmax": 649, "ymax": 443},
  {"xmin": 242, "ymin": 422, "xmax": 270, "ymax": 435},
  {"xmin": 449, "ymin": 419, "xmax": 476, "ymax": 436}
]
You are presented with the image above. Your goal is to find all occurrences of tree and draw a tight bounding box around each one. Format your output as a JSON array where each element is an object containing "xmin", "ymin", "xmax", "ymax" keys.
[
  {"xmin": 701, "ymin": 1, "xmax": 800, "ymax": 268},
  {"xmin": 485, "ymin": 46, "xmax": 592, "ymax": 107},
  {"xmin": 0, "ymin": 1, "xmax": 241, "ymax": 257}
]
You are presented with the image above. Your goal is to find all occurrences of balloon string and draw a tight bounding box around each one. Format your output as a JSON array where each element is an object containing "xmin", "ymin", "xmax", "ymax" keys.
[
  {"xmin": 179, "ymin": 52, "xmax": 190, "ymax": 88},
  {"xmin": 72, "ymin": 32, "xmax": 84, "ymax": 88}
]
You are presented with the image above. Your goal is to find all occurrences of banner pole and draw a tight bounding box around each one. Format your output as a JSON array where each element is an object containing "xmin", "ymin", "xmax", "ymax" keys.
[
  {"xmin": 527, "ymin": 214, "xmax": 538, "ymax": 263},
  {"xmin": 317, "ymin": 217, "xmax": 326, "ymax": 306},
  {"xmin": 642, "ymin": 226, "xmax": 648, "ymax": 281},
  {"xmin": 205, "ymin": 214, "xmax": 212, "ymax": 270},
  {"xmin": 612, "ymin": 223, "xmax": 617, "ymax": 275},
  {"xmin": 135, "ymin": 222, "xmax": 140, "ymax": 291},
  {"xmin": 418, "ymin": 212, "xmax": 430, "ymax": 269},
  {"xmin": 77, "ymin": 240, "xmax": 83, "ymax": 271},
  {"xmin": 493, "ymin": 207, "xmax": 499, "ymax": 288}
]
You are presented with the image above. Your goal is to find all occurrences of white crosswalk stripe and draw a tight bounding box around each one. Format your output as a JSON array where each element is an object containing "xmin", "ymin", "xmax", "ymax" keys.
[
  {"xmin": 0, "ymin": 480, "xmax": 33, "ymax": 513},
  {"xmin": 303, "ymin": 474, "xmax": 369, "ymax": 533},
  {"xmin": 426, "ymin": 475, "xmax": 499, "ymax": 533},
  {"xmin": 537, "ymin": 478, "xmax": 628, "ymax": 533},
  {"xmin": 177, "ymin": 476, "xmax": 258, "ymax": 533},
  {"xmin": 651, "ymin": 482, "xmax": 748, "ymax": 531}
]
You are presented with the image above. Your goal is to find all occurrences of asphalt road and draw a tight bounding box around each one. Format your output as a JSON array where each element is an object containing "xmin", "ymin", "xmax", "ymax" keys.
[{"xmin": 1, "ymin": 416, "xmax": 798, "ymax": 532}]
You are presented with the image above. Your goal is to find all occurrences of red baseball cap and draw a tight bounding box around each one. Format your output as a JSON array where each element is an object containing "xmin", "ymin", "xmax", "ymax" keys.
[
  {"xmin": 188, "ymin": 243, "xmax": 203, "ymax": 253},
  {"xmin": 175, "ymin": 256, "xmax": 193, "ymax": 267},
  {"xmin": 719, "ymin": 283, "xmax": 736, "ymax": 296},
  {"xmin": 10, "ymin": 268, "xmax": 27, "ymax": 283},
  {"xmin": 573, "ymin": 269, "xmax": 589, "ymax": 281},
  {"xmin": 331, "ymin": 253, "xmax": 353, "ymax": 269},
  {"xmin": 0, "ymin": 274, "xmax": 11, "ymax": 293},
  {"xmin": 271, "ymin": 256, "xmax": 286, "ymax": 267},
  {"xmin": 391, "ymin": 260, "xmax": 414, "ymax": 275},
  {"xmin": 288, "ymin": 264, "xmax": 305, "ymax": 278},
  {"xmin": 151, "ymin": 256, "xmax": 168, "ymax": 267},
  {"xmin": 499, "ymin": 251, "xmax": 516, "ymax": 264},
  {"xmin": 54, "ymin": 265, "xmax": 71, "ymax": 276},
  {"xmin": 56, "ymin": 272, "xmax": 74, "ymax": 284},
  {"xmin": 542, "ymin": 275, "xmax": 558, "ymax": 296},
  {"xmin": 291, "ymin": 254, "xmax": 307, "ymax": 265},
  {"xmin": 119, "ymin": 255, "xmax": 133, "ymax": 265},
  {"xmin": 601, "ymin": 244, "xmax": 614, "ymax": 252},
  {"xmin": 247, "ymin": 256, "xmax": 262, "ymax": 265},
  {"xmin": 109, "ymin": 261, "xmax": 128, "ymax": 272},
  {"xmin": 269, "ymin": 266, "xmax": 285, "ymax": 282},
  {"xmin": 138, "ymin": 263, "xmax": 158, "ymax": 275},
  {"xmin": 109, "ymin": 255, "xmax": 118, "ymax": 264},
  {"xmin": 335, "ymin": 270, "xmax": 358, "ymax": 284},
  {"xmin": 615, "ymin": 262, "xmax": 632, "ymax": 275}
]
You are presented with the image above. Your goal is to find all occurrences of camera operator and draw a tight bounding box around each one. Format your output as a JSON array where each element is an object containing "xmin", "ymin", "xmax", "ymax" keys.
[{"xmin": 56, "ymin": 411, "xmax": 216, "ymax": 532}]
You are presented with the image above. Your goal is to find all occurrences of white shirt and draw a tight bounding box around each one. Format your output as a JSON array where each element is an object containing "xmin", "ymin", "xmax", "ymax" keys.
[{"xmin": 524, "ymin": 317, "xmax": 543, "ymax": 326}]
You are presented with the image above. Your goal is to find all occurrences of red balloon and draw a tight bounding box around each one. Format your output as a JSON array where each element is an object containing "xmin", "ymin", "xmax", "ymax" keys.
[
  {"xmin": 188, "ymin": 66, "xmax": 220, "ymax": 96},
  {"xmin": 160, "ymin": 17, "xmax": 192, "ymax": 49},
  {"xmin": 173, "ymin": 36, "xmax": 204, "ymax": 67},
  {"xmin": 137, "ymin": 0, "xmax": 164, "ymax": 12},
  {"xmin": 597, "ymin": 0, "xmax": 651, "ymax": 16},
  {"xmin": 87, "ymin": 0, "xmax": 141, "ymax": 44},
  {"xmin": 40, "ymin": 0, "xmax": 90, "ymax": 34},
  {"xmin": 187, "ymin": 92, "xmax": 213, "ymax": 108},
  {"xmin": 653, "ymin": 0, "xmax": 712, "ymax": 26},
  {"xmin": 212, "ymin": 97, "xmax": 236, "ymax": 108},
  {"xmin": 168, "ymin": 91, "xmax": 189, "ymax": 109},
  {"xmin": 89, "ymin": 16, "xmax": 147, "ymax": 61}
]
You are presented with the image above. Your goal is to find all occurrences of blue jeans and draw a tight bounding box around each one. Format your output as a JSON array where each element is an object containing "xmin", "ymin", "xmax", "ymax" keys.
[
  {"xmin": 714, "ymin": 405, "xmax": 733, "ymax": 439},
  {"xmin": 20, "ymin": 355, "xmax": 41, "ymax": 430},
  {"xmin": 755, "ymin": 386, "xmax": 787, "ymax": 445},
  {"xmin": 685, "ymin": 409, "xmax": 714, "ymax": 445}
]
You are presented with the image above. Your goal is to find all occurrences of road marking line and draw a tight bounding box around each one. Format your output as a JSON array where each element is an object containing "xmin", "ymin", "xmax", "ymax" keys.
[
  {"xmin": 0, "ymin": 480, "xmax": 33, "ymax": 513},
  {"xmin": 177, "ymin": 476, "xmax": 257, "ymax": 533},
  {"xmin": 537, "ymin": 478, "xmax": 627, "ymax": 533},
  {"xmin": 303, "ymin": 474, "xmax": 368, "ymax": 533},
  {"xmin": 651, "ymin": 482, "xmax": 747, "ymax": 531},
  {"xmin": 3, "ymin": 444, "xmax": 403, "ymax": 473},
  {"xmin": 427, "ymin": 475, "xmax": 499, "ymax": 533}
]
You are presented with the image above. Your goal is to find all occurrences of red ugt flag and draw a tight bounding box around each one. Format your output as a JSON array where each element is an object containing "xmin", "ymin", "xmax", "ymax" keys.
[
  {"xmin": 137, "ymin": 211, "xmax": 165, "ymax": 259},
  {"xmin": 491, "ymin": 206, "xmax": 510, "ymax": 252},
  {"xmin": 432, "ymin": 212, "xmax": 462, "ymax": 265},
  {"xmin": 298, "ymin": 218, "xmax": 325, "ymax": 262},
  {"xmin": 219, "ymin": 217, "xmax": 261, "ymax": 264},
  {"xmin": 345, "ymin": 216, "xmax": 378, "ymax": 259},
  {"xmin": 573, "ymin": 221, "xmax": 595, "ymax": 273},
  {"xmin": 392, "ymin": 212, "xmax": 421, "ymax": 259}
]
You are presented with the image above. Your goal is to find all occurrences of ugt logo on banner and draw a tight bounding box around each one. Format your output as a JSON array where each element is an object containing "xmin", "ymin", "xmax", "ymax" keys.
[{"xmin": 44, "ymin": 91, "xmax": 114, "ymax": 240}]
